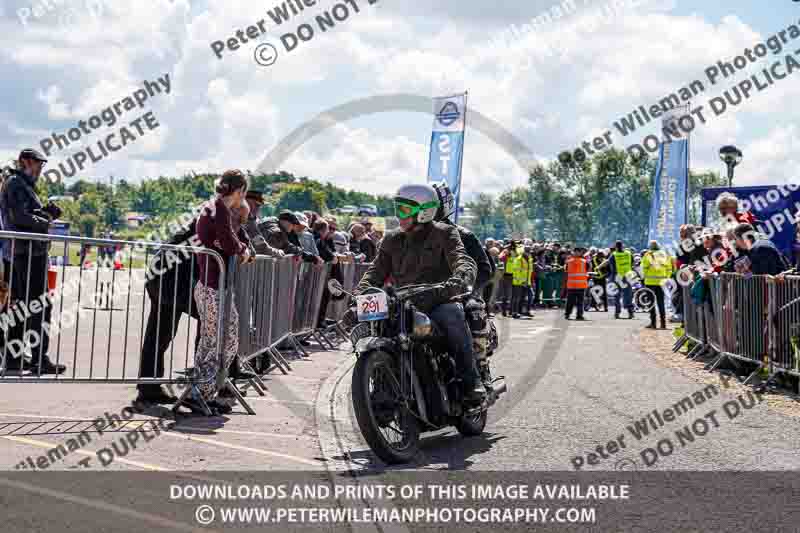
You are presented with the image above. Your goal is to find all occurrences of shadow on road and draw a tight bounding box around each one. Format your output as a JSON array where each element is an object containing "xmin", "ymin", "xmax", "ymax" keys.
[{"xmin": 329, "ymin": 431, "xmax": 507, "ymax": 475}]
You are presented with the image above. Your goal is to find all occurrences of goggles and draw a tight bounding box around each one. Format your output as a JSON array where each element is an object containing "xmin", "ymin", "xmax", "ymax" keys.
[{"xmin": 394, "ymin": 199, "xmax": 438, "ymax": 220}]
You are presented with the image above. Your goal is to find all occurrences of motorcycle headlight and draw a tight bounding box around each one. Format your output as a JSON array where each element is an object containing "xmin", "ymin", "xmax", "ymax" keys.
[{"xmin": 412, "ymin": 311, "xmax": 433, "ymax": 338}]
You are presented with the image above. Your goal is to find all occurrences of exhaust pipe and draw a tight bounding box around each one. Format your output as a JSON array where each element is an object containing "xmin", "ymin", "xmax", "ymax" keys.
[{"xmin": 486, "ymin": 378, "xmax": 507, "ymax": 406}]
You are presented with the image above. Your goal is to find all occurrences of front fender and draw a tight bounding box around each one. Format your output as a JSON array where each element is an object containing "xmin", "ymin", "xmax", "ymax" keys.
[{"xmin": 354, "ymin": 336, "xmax": 397, "ymax": 356}]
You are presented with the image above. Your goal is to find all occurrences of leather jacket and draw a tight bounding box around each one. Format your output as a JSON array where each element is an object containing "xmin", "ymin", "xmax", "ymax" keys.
[
  {"xmin": 0, "ymin": 170, "xmax": 51, "ymax": 257},
  {"xmin": 355, "ymin": 222, "xmax": 477, "ymax": 307}
]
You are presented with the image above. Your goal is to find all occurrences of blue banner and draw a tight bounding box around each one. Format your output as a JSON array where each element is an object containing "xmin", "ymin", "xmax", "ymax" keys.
[
  {"xmin": 427, "ymin": 93, "xmax": 467, "ymax": 221},
  {"xmin": 648, "ymin": 139, "xmax": 688, "ymax": 248},
  {"xmin": 701, "ymin": 185, "xmax": 800, "ymax": 257}
]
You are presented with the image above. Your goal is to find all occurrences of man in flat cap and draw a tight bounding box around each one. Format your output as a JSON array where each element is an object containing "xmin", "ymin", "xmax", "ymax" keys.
[
  {"xmin": 242, "ymin": 190, "xmax": 284, "ymax": 257},
  {"xmin": 1, "ymin": 149, "xmax": 65, "ymax": 374},
  {"xmin": 260, "ymin": 210, "xmax": 302, "ymax": 255}
]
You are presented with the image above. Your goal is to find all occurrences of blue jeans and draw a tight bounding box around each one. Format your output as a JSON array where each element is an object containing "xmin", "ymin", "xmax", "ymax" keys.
[
  {"xmin": 614, "ymin": 284, "xmax": 634, "ymax": 315},
  {"xmin": 429, "ymin": 303, "xmax": 480, "ymax": 385}
]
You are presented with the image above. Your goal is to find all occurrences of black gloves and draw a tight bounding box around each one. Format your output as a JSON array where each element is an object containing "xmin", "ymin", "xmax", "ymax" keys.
[
  {"xmin": 443, "ymin": 276, "xmax": 469, "ymax": 299},
  {"xmin": 43, "ymin": 202, "xmax": 62, "ymax": 220},
  {"xmin": 342, "ymin": 307, "xmax": 358, "ymax": 329}
]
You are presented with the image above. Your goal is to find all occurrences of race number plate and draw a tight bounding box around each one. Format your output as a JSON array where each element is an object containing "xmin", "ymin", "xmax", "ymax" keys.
[{"xmin": 356, "ymin": 293, "xmax": 389, "ymax": 322}]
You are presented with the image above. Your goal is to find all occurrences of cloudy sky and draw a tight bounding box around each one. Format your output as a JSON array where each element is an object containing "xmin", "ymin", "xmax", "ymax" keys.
[{"xmin": 2, "ymin": 0, "xmax": 799, "ymax": 200}]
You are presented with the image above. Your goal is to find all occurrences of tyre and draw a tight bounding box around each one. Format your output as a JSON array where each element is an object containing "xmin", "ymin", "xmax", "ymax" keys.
[
  {"xmin": 487, "ymin": 321, "xmax": 498, "ymax": 355},
  {"xmin": 351, "ymin": 350, "xmax": 420, "ymax": 464},
  {"xmin": 456, "ymin": 409, "xmax": 487, "ymax": 436}
]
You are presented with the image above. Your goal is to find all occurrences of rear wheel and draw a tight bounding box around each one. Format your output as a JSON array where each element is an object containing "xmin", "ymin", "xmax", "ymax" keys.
[{"xmin": 351, "ymin": 350, "xmax": 420, "ymax": 464}]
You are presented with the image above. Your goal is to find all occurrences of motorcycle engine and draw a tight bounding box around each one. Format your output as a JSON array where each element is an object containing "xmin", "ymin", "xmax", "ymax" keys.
[{"xmin": 465, "ymin": 298, "xmax": 489, "ymax": 361}]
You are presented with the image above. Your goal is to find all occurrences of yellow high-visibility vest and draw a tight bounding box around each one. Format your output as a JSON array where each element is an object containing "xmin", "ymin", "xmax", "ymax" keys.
[
  {"xmin": 642, "ymin": 250, "xmax": 673, "ymax": 286},
  {"xmin": 509, "ymin": 256, "xmax": 532, "ymax": 286},
  {"xmin": 613, "ymin": 251, "xmax": 633, "ymax": 276}
]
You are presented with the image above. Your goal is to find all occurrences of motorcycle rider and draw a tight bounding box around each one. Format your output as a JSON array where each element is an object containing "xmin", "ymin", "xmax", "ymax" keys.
[
  {"xmin": 431, "ymin": 181, "xmax": 494, "ymax": 371},
  {"xmin": 354, "ymin": 183, "xmax": 486, "ymax": 404},
  {"xmin": 431, "ymin": 181, "xmax": 493, "ymax": 292}
]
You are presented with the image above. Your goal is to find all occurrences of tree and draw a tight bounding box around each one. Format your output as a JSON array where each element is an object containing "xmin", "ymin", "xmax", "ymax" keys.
[
  {"xmin": 466, "ymin": 193, "xmax": 497, "ymax": 241},
  {"xmin": 276, "ymin": 183, "xmax": 327, "ymax": 213},
  {"xmin": 78, "ymin": 214, "xmax": 99, "ymax": 237},
  {"xmin": 688, "ymin": 170, "xmax": 726, "ymax": 224}
]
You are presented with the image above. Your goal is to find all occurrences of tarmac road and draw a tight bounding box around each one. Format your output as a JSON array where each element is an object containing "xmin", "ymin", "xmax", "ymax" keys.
[{"xmin": 0, "ymin": 291, "xmax": 799, "ymax": 474}]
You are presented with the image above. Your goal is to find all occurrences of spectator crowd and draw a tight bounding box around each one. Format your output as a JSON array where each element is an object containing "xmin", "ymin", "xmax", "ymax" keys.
[{"xmin": 1, "ymin": 146, "xmax": 797, "ymax": 413}]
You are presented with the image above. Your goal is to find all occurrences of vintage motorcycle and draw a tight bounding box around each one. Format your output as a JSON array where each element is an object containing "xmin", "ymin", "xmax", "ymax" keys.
[{"xmin": 330, "ymin": 279, "xmax": 506, "ymax": 464}]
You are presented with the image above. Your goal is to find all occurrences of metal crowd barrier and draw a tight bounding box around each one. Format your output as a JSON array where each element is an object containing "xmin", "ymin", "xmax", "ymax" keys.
[
  {"xmin": 540, "ymin": 270, "xmax": 565, "ymax": 306},
  {"xmin": 326, "ymin": 261, "xmax": 358, "ymax": 322},
  {"xmin": 716, "ymin": 273, "xmax": 768, "ymax": 374},
  {"xmin": 705, "ymin": 277, "xmax": 722, "ymax": 356},
  {"xmin": 768, "ymin": 275, "xmax": 800, "ymax": 378},
  {"xmin": 0, "ymin": 230, "xmax": 250, "ymax": 416},
  {"xmin": 289, "ymin": 261, "xmax": 331, "ymax": 354},
  {"xmin": 0, "ymin": 227, "xmax": 378, "ymax": 418},
  {"xmin": 229, "ymin": 255, "xmax": 290, "ymax": 385},
  {"xmin": 674, "ymin": 278, "xmax": 706, "ymax": 358},
  {"xmin": 230, "ymin": 255, "xmax": 300, "ymax": 372},
  {"xmin": 229, "ymin": 257, "xmax": 376, "ymax": 389},
  {"xmin": 677, "ymin": 272, "xmax": 770, "ymax": 384}
]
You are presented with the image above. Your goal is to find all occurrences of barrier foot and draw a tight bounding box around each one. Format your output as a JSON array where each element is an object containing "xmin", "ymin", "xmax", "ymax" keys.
[
  {"xmin": 236, "ymin": 373, "xmax": 267, "ymax": 397},
  {"xmin": 172, "ymin": 384, "xmax": 214, "ymax": 417},
  {"xmin": 269, "ymin": 346, "xmax": 291, "ymax": 373},
  {"xmin": 309, "ymin": 331, "xmax": 328, "ymax": 351},
  {"xmin": 686, "ymin": 344, "xmax": 703, "ymax": 359},
  {"xmin": 239, "ymin": 359, "xmax": 269, "ymax": 396},
  {"xmin": 742, "ymin": 368, "xmax": 761, "ymax": 386},
  {"xmin": 672, "ymin": 335, "xmax": 688, "ymax": 353},
  {"xmin": 239, "ymin": 377, "xmax": 266, "ymax": 396},
  {"xmin": 313, "ymin": 330, "xmax": 334, "ymax": 350},
  {"xmin": 290, "ymin": 335, "xmax": 310, "ymax": 358},
  {"xmin": 318, "ymin": 329, "xmax": 337, "ymax": 350},
  {"xmin": 224, "ymin": 379, "xmax": 256, "ymax": 415},
  {"xmin": 707, "ymin": 352, "xmax": 727, "ymax": 371},
  {"xmin": 335, "ymin": 323, "xmax": 349, "ymax": 343}
]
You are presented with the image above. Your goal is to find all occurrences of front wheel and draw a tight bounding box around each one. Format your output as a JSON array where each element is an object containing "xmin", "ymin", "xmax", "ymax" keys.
[
  {"xmin": 351, "ymin": 350, "xmax": 420, "ymax": 464},
  {"xmin": 456, "ymin": 410, "xmax": 487, "ymax": 436}
]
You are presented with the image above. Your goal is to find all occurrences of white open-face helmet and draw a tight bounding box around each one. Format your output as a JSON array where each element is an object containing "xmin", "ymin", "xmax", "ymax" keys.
[
  {"xmin": 395, "ymin": 183, "xmax": 440, "ymax": 226},
  {"xmin": 431, "ymin": 180, "xmax": 456, "ymax": 222}
]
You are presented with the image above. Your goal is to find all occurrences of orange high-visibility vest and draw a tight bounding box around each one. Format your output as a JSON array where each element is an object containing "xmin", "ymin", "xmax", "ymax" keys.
[{"xmin": 566, "ymin": 257, "xmax": 589, "ymax": 289}]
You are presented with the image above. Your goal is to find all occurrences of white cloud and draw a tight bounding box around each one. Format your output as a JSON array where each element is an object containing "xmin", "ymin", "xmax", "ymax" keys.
[{"xmin": 0, "ymin": 0, "xmax": 796, "ymax": 198}]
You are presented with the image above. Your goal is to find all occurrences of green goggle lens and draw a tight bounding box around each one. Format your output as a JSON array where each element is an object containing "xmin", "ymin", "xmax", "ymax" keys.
[
  {"xmin": 395, "ymin": 203, "xmax": 418, "ymax": 219},
  {"xmin": 395, "ymin": 199, "xmax": 439, "ymax": 220}
]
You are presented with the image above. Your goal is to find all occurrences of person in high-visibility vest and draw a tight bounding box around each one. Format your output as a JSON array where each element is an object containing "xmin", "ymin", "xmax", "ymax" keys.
[
  {"xmin": 642, "ymin": 240, "xmax": 673, "ymax": 329},
  {"xmin": 591, "ymin": 248, "xmax": 609, "ymax": 312},
  {"xmin": 498, "ymin": 242, "xmax": 519, "ymax": 317},
  {"xmin": 564, "ymin": 246, "xmax": 589, "ymax": 320},
  {"xmin": 609, "ymin": 240, "xmax": 635, "ymax": 319},
  {"xmin": 509, "ymin": 246, "xmax": 533, "ymax": 319}
]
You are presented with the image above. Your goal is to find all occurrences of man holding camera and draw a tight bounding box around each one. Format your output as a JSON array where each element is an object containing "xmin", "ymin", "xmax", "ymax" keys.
[{"xmin": 1, "ymin": 149, "xmax": 65, "ymax": 374}]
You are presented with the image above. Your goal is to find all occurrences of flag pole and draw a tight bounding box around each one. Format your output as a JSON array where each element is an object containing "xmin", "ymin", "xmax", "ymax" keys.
[
  {"xmin": 686, "ymin": 101, "xmax": 691, "ymax": 225},
  {"xmin": 454, "ymin": 90, "xmax": 468, "ymax": 225}
]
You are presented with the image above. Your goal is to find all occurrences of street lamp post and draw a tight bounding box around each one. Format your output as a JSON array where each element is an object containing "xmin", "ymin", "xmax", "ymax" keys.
[{"xmin": 719, "ymin": 145, "xmax": 743, "ymax": 188}]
